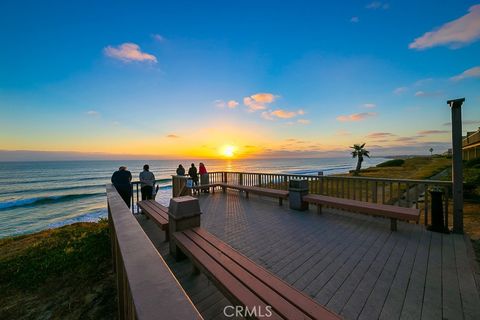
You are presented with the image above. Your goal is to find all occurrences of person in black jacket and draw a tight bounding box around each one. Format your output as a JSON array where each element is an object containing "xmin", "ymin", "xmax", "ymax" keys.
[
  {"xmin": 111, "ymin": 166, "xmax": 132, "ymax": 208},
  {"xmin": 188, "ymin": 163, "xmax": 198, "ymax": 186}
]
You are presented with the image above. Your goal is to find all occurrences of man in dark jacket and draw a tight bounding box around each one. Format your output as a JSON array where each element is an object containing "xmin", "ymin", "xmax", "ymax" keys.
[
  {"xmin": 111, "ymin": 166, "xmax": 132, "ymax": 208},
  {"xmin": 188, "ymin": 163, "xmax": 198, "ymax": 186}
]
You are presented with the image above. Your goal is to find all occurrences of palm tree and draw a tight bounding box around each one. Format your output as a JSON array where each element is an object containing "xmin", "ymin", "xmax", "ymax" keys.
[
  {"xmin": 429, "ymin": 148, "xmax": 433, "ymax": 156},
  {"xmin": 351, "ymin": 143, "xmax": 370, "ymax": 175}
]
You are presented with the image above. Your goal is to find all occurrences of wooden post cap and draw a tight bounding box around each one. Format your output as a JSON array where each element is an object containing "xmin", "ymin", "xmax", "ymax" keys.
[{"xmin": 168, "ymin": 196, "xmax": 202, "ymax": 219}]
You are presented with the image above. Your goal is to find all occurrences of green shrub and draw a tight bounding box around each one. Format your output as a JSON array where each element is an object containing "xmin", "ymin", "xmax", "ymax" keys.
[
  {"xmin": 465, "ymin": 158, "xmax": 480, "ymax": 168},
  {"xmin": 376, "ymin": 159, "xmax": 405, "ymax": 167}
]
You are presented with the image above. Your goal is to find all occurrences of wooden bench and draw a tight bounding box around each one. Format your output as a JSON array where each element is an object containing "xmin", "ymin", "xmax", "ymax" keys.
[
  {"xmin": 174, "ymin": 227, "xmax": 341, "ymax": 320},
  {"xmin": 137, "ymin": 200, "xmax": 170, "ymax": 240},
  {"xmin": 302, "ymin": 194, "xmax": 420, "ymax": 231},
  {"xmin": 221, "ymin": 183, "xmax": 289, "ymax": 206}
]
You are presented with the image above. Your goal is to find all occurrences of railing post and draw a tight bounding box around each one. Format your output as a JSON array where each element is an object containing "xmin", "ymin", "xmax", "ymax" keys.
[
  {"xmin": 168, "ymin": 196, "xmax": 202, "ymax": 260},
  {"xmin": 239, "ymin": 173, "xmax": 243, "ymax": 186},
  {"xmin": 371, "ymin": 181, "xmax": 378, "ymax": 203},
  {"xmin": 258, "ymin": 174, "xmax": 261, "ymax": 187},
  {"xmin": 448, "ymin": 98, "xmax": 465, "ymax": 233}
]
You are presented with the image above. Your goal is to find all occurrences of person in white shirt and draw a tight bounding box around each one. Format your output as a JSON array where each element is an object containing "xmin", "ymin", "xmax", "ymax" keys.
[{"xmin": 139, "ymin": 164, "xmax": 155, "ymax": 200}]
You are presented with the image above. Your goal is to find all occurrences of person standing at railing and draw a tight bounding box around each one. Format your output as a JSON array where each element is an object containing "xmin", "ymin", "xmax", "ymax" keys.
[
  {"xmin": 188, "ymin": 163, "xmax": 199, "ymax": 187},
  {"xmin": 111, "ymin": 166, "xmax": 132, "ymax": 208},
  {"xmin": 199, "ymin": 162, "xmax": 209, "ymax": 193},
  {"xmin": 139, "ymin": 164, "xmax": 156, "ymax": 200},
  {"xmin": 176, "ymin": 164, "xmax": 185, "ymax": 176}
]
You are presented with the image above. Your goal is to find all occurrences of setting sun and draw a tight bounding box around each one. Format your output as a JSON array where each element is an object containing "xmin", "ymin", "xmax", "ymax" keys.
[{"xmin": 222, "ymin": 145, "xmax": 236, "ymax": 158}]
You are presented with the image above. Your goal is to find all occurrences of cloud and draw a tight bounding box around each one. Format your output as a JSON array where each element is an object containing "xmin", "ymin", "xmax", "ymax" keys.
[
  {"xmin": 336, "ymin": 112, "xmax": 377, "ymax": 122},
  {"xmin": 227, "ymin": 100, "xmax": 239, "ymax": 108},
  {"xmin": 451, "ymin": 66, "xmax": 480, "ymax": 81},
  {"xmin": 443, "ymin": 120, "xmax": 480, "ymax": 126},
  {"xmin": 366, "ymin": 132, "xmax": 395, "ymax": 139},
  {"xmin": 243, "ymin": 93, "xmax": 277, "ymax": 112},
  {"xmin": 414, "ymin": 90, "xmax": 443, "ymax": 97},
  {"xmin": 214, "ymin": 100, "xmax": 226, "ymax": 108},
  {"xmin": 409, "ymin": 5, "xmax": 480, "ymax": 50},
  {"xmin": 262, "ymin": 109, "xmax": 305, "ymax": 120},
  {"xmin": 418, "ymin": 130, "xmax": 449, "ymax": 135},
  {"xmin": 297, "ymin": 119, "xmax": 311, "ymax": 125},
  {"xmin": 363, "ymin": 103, "xmax": 376, "ymax": 108},
  {"xmin": 152, "ymin": 34, "xmax": 166, "ymax": 42},
  {"xmin": 251, "ymin": 93, "xmax": 276, "ymax": 103},
  {"xmin": 393, "ymin": 87, "xmax": 408, "ymax": 95},
  {"xmin": 166, "ymin": 134, "xmax": 179, "ymax": 138},
  {"xmin": 366, "ymin": 2, "xmax": 389, "ymax": 10},
  {"xmin": 104, "ymin": 43, "xmax": 157, "ymax": 63},
  {"xmin": 86, "ymin": 110, "xmax": 99, "ymax": 116},
  {"xmin": 351, "ymin": 17, "xmax": 360, "ymax": 23}
]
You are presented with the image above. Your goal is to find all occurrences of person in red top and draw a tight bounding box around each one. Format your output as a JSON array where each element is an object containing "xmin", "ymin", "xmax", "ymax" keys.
[{"xmin": 199, "ymin": 162, "xmax": 209, "ymax": 193}]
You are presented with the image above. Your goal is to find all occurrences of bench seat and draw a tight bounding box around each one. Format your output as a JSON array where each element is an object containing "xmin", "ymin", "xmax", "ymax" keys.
[
  {"xmin": 302, "ymin": 194, "xmax": 420, "ymax": 231},
  {"xmin": 138, "ymin": 200, "xmax": 170, "ymax": 240},
  {"xmin": 221, "ymin": 183, "xmax": 289, "ymax": 206},
  {"xmin": 174, "ymin": 227, "xmax": 341, "ymax": 320}
]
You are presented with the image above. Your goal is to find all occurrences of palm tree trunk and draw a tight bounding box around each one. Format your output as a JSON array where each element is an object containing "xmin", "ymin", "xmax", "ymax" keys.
[{"xmin": 355, "ymin": 156, "xmax": 363, "ymax": 173}]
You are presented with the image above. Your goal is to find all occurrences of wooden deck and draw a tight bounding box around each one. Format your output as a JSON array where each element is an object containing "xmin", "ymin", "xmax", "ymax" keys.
[{"xmin": 138, "ymin": 190, "xmax": 480, "ymax": 320}]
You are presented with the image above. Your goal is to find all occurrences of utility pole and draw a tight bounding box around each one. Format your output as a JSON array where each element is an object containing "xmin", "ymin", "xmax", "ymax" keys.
[{"xmin": 447, "ymin": 98, "xmax": 465, "ymax": 234}]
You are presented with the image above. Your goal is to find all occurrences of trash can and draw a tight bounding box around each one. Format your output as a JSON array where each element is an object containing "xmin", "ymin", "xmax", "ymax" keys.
[
  {"xmin": 289, "ymin": 179, "xmax": 309, "ymax": 211},
  {"xmin": 428, "ymin": 189, "xmax": 447, "ymax": 233}
]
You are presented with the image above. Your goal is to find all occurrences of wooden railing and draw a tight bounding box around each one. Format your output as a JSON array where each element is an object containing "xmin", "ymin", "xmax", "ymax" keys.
[
  {"xmin": 202, "ymin": 171, "xmax": 452, "ymax": 226},
  {"xmin": 107, "ymin": 184, "xmax": 202, "ymax": 320}
]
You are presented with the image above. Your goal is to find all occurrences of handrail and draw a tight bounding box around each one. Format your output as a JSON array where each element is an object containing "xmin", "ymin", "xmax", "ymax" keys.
[{"xmin": 107, "ymin": 184, "xmax": 202, "ymax": 320}]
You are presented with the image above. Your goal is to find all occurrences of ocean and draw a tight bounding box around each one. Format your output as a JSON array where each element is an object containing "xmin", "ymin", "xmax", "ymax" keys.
[{"xmin": 0, "ymin": 157, "xmax": 388, "ymax": 238}]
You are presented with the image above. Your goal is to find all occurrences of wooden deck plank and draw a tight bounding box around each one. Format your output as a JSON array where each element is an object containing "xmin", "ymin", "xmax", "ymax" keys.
[
  {"xmin": 326, "ymin": 226, "xmax": 393, "ymax": 314},
  {"xmin": 292, "ymin": 217, "xmax": 373, "ymax": 292},
  {"xmin": 399, "ymin": 229, "xmax": 431, "ymax": 320},
  {"xmin": 340, "ymin": 226, "xmax": 403, "ymax": 319},
  {"xmin": 453, "ymin": 235, "xmax": 480, "ymax": 320},
  {"xmin": 357, "ymin": 224, "xmax": 415, "ymax": 320},
  {"xmin": 314, "ymin": 221, "xmax": 386, "ymax": 305},
  {"xmin": 304, "ymin": 218, "xmax": 381, "ymax": 298},
  {"xmin": 441, "ymin": 233, "xmax": 464, "ymax": 320},
  {"xmin": 277, "ymin": 214, "xmax": 361, "ymax": 280},
  {"xmin": 378, "ymin": 224, "xmax": 423, "ymax": 320},
  {"xmin": 420, "ymin": 231, "xmax": 443, "ymax": 320}
]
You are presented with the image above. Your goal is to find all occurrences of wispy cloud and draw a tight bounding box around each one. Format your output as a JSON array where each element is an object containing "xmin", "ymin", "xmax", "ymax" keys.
[
  {"xmin": 366, "ymin": 132, "xmax": 395, "ymax": 139},
  {"xmin": 243, "ymin": 92, "xmax": 277, "ymax": 112},
  {"xmin": 166, "ymin": 134, "xmax": 179, "ymax": 138},
  {"xmin": 418, "ymin": 130, "xmax": 449, "ymax": 135},
  {"xmin": 336, "ymin": 112, "xmax": 377, "ymax": 122},
  {"xmin": 443, "ymin": 120, "xmax": 480, "ymax": 126},
  {"xmin": 451, "ymin": 66, "xmax": 480, "ymax": 81},
  {"xmin": 152, "ymin": 34, "xmax": 166, "ymax": 42},
  {"xmin": 104, "ymin": 43, "xmax": 157, "ymax": 63},
  {"xmin": 409, "ymin": 4, "xmax": 480, "ymax": 50},
  {"xmin": 414, "ymin": 90, "xmax": 442, "ymax": 97},
  {"xmin": 350, "ymin": 16, "xmax": 360, "ymax": 23},
  {"xmin": 393, "ymin": 87, "xmax": 408, "ymax": 95},
  {"xmin": 297, "ymin": 119, "xmax": 311, "ymax": 125},
  {"xmin": 363, "ymin": 103, "xmax": 376, "ymax": 108},
  {"xmin": 214, "ymin": 100, "xmax": 226, "ymax": 108},
  {"xmin": 366, "ymin": 1, "xmax": 389, "ymax": 10},
  {"xmin": 86, "ymin": 110, "xmax": 99, "ymax": 116},
  {"xmin": 227, "ymin": 100, "xmax": 239, "ymax": 108},
  {"xmin": 261, "ymin": 109, "xmax": 305, "ymax": 120}
]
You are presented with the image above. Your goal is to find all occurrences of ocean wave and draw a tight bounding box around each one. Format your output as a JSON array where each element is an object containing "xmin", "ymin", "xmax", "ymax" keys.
[
  {"xmin": 2, "ymin": 183, "xmax": 104, "ymax": 196},
  {"xmin": 46, "ymin": 208, "xmax": 108, "ymax": 229},
  {"xmin": 0, "ymin": 192, "xmax": 105, "ymax": 211}
]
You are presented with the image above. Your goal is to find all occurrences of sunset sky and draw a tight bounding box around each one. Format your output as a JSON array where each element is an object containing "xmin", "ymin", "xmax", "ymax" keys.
[{"xmin": 1, "ymin": 0, "xmax": 479, "ymax": 160}]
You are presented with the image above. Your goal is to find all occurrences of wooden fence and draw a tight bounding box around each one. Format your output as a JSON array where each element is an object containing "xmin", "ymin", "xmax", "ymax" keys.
[
  {"xmin": 107, "ymin": 184, "xmax": 202, "ymax": 320},
  {"xmin": 172, "ymin": 171, "xmax": 452, "ymax": 227}
]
